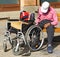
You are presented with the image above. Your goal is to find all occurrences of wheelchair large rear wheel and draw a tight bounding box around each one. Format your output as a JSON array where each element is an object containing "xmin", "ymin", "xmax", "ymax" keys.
[{"xmin": 25, "ymin": 25, "xmax": 44, "ymax": 51}]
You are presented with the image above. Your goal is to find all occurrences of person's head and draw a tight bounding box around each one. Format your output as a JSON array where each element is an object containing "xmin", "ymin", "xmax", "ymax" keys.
[{"xmin": 41, "ymin": 1, "xmax": 50, "ymax": 13}]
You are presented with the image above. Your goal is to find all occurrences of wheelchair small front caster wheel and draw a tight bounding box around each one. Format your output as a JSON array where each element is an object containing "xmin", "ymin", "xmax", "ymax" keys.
[
  {"xmin": 12, "ymin": 46, "xmax": 23, "ymax": 56},
  {"xmin": 3, "ymin": 40, "xmax": 7, "ymax": 52}
]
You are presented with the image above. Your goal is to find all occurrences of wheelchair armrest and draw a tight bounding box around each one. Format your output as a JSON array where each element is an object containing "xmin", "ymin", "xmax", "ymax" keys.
[{"xmin": 8, "ymin": 19, "xmax": 19, "ymax": 21}]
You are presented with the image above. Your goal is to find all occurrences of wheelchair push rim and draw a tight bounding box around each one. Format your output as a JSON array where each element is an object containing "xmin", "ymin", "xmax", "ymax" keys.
[{"xmin": 25, "ymin": 25, "xmax": 44, "ymax": 51}]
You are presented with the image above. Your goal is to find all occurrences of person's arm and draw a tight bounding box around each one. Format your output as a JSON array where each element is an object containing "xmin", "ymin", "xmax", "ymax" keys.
[{"xmin": 51, "ymin": 9, "xmax": 58, "ymax": 26}]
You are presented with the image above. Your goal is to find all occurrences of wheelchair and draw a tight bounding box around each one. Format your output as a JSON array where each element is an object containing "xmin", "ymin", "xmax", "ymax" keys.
[{"xmin": 3, "ymin": 11, "xmax": 44, "ymax": 56}]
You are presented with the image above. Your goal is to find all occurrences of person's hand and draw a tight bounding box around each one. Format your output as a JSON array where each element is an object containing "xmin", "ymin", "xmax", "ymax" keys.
[
  {"xmin": 44, "ymin": 23, "xmax": 50, "ymax": 28},
  {"xmin": 34, "ymin": 22, "xmax": 38, "ymax": 25},
  {"xmin": 35, "ymin": 23, "xmax": 38, "ymax": 25}
]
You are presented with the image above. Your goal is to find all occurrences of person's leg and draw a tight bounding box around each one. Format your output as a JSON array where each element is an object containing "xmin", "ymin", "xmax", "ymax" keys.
[
  {"xmin": 46, "ymin": 24, "xmax": 54, "ymax": 53},
  {"xmin": 38, "ymin": 19, "xmax": 54, "ymax": 53},
  {"xmin": 46, "ymin": 25, "xmax": 54, "ymax": 44}
]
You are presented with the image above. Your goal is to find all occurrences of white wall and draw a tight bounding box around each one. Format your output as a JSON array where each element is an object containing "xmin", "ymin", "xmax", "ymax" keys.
[
  {"xmin": 0, "ymin": 4, "xmax": 60, "ymax": 19},
  {"xmin": 0, "ymin": 0, "xmax": 60, "ymax": 19},
  {"xmin": 0, "ymin": 11, "xmax": 20, "ymax": 19},
  {"xmin": 0, "ymin": 0, "xmax": 25, "ymax": 19},
  {"xmin": 55, "ymin": 8, "xmax": 60, "ymax": 12}
]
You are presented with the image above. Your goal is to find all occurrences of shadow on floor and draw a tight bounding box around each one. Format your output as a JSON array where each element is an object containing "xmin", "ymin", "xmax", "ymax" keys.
[
  {"xmin": 53, "ymin": 35, "xmax": 60, "ymax": 49},
  {"xmin": 42, "ymin": 35, "xmax": 60, "ymax": 49},
  {"xmin": 4, "ymin": 35, "xmax": 60, "ymax": 56}
]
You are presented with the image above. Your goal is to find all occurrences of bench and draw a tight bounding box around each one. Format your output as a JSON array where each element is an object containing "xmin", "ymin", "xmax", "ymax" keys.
[
  {"xmin": 8, "ymin": 13, "xmax": 60, "ymax": 33},
  {"xmin": 0, "ymin": 17, "xmax": 10, "ymax": 20},
  {"xmin": 43, "ymin": 13, "xmax": 60, "ymax": 32}
]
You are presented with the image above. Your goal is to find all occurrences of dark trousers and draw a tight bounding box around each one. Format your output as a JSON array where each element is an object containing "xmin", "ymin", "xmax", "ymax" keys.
[{"xmin": 39, "ymin": 19, "xmax": 54, "ymax": 44}]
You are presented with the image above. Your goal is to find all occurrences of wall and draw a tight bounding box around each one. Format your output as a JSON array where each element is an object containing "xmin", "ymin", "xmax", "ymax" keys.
[
  {"xmin": 0, "ymin": 11, "xmax": 20, "ymax": 19},
  {"xmin": 24, "ymin": 0, "xmax": 36, "ymax": 6},
  {"xmin": 0, "ymin": 0, "xmax": 60, "ymax": 19},
  {"xmin": 55, "ymin": 8, "xmax": 60, "ymax": 12},
  {"xmin": 0, "ymin": 0, "xmax": 24, "ymax": 19}
]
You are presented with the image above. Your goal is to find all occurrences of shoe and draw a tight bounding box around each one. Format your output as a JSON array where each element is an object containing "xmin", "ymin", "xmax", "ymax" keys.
[{"xmin": 47, "ymin": 44, "xmax": 53, "ymax": 53}]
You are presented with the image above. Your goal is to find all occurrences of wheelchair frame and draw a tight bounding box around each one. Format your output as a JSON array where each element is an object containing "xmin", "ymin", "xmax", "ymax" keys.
[{"xmin": 3, "ymin": 19, "xmax": 44, "ymax": 55}]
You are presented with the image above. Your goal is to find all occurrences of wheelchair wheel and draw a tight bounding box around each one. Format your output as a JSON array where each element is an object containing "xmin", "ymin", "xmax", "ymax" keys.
[
  {"xmin": 12, "ymin": 37, "xmax": 24, "ymax": 56},
  {"xmin": 12, "ymin": 39, "xmax": 19, "ymax": 55},
  {"xmin": 13, "ymin": 46, "xmax": 22, "ymax": 56},
  {"xmin": 3, "ymin": 40, "xmax": 7, "ymax": 52},
  {"xmin": 25, "ymin": 25, "xmax": 44, "ymax": 51}
]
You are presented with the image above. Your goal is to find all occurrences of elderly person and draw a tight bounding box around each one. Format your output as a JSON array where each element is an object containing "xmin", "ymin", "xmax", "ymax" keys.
[{"xmin": 35, "ymin": 1, "xmax": 58, "ymax": 53}]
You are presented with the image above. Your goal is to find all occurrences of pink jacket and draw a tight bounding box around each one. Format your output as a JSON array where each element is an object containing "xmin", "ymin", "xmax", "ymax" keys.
[{"xmin": 35, "ymin": 7, "xmax": 58, "ymax": 26}]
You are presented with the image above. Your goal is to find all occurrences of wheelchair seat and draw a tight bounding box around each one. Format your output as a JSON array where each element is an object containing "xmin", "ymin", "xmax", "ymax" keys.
[
  {"xmin": 7, "ymin": 19, "xmax": 34, "ymax": 34},
  {"xmin": 11, "ymin": 21, "xmax": 28, "ymax": 30}
]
